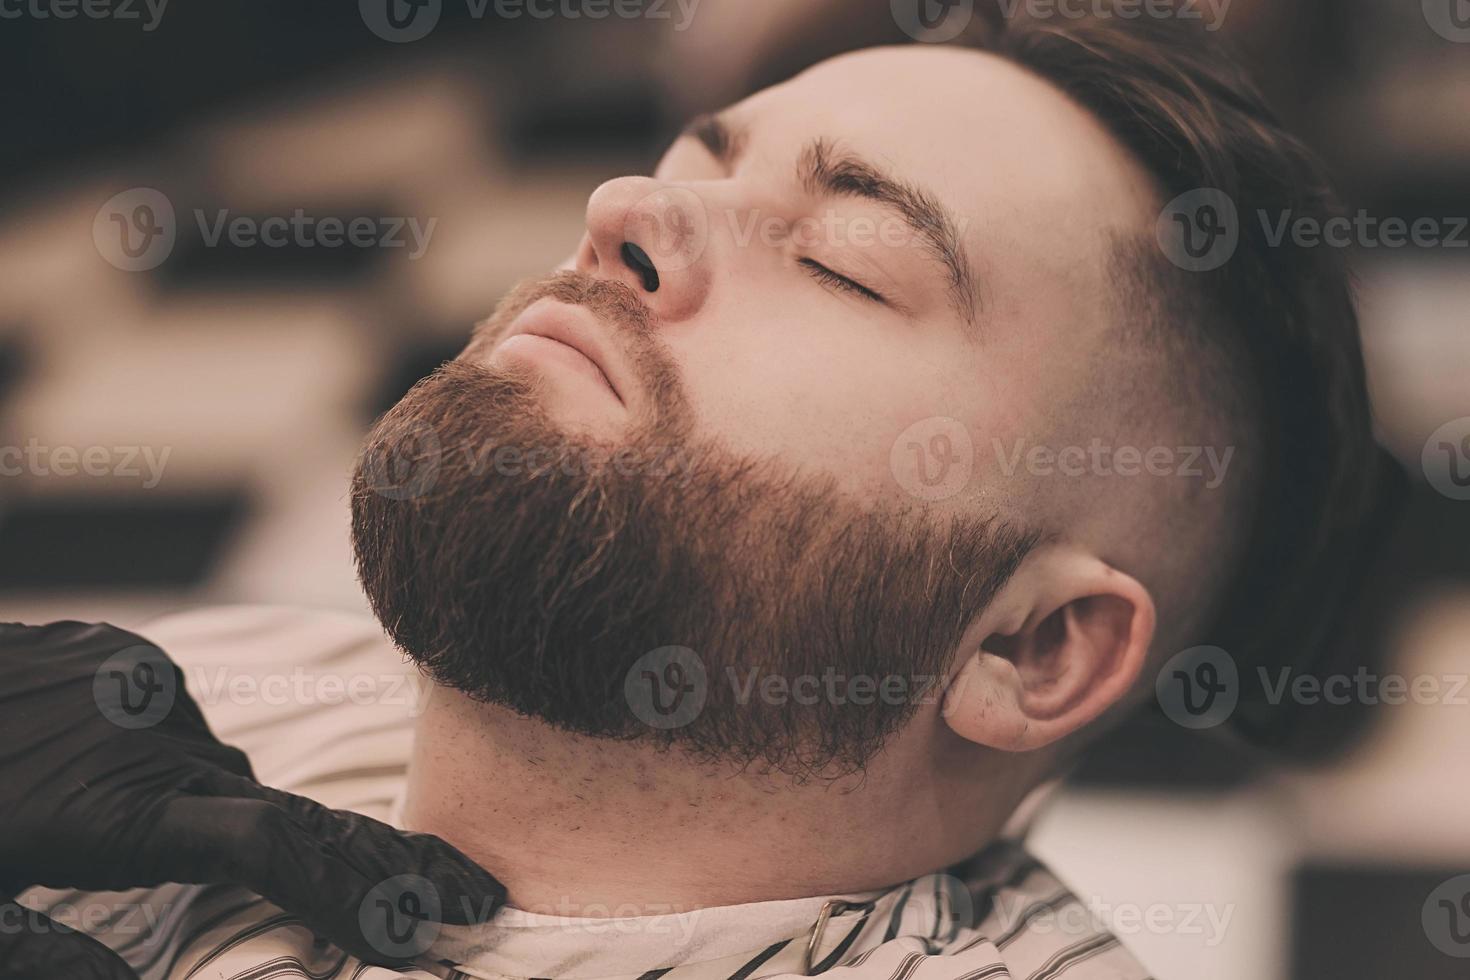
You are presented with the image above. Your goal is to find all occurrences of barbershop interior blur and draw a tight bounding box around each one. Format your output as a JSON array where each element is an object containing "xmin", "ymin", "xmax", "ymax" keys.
[{"xmin": 2, "ymin": 1, "xmax": 1468, "ymax": 977}]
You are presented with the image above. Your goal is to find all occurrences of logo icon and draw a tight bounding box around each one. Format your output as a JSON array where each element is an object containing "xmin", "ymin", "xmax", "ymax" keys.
[
  {"xmin": 1423, "ymin": 0, "xmax": 1470, "ymax": 42},
  {"xmin": 890, "ymin": 417, "xmax": 973, "ymax": 502},
  {"xmin": 623, "ymin": 186, "xmax": 709, "ymax": 275},
  {"xmin": 361, "ymin": 419, "xmax": 443, "ymax": 501},
  {"xmin": 1156, "ymin": 645, "xmax": 1238, "ymax": 729},
  {"xmin": 360, "ymin": 0, "xmax": 442, "ymax": 42},
  {"xmin": 1423, "ymin": 417, "xmax": 1470, "ymax": 501},
  {"xmin": 1423, "ymin": 875, "xmax": 1470, "ymax": 957},
  {"xmin": 358, "ymin": 874, "xmax": 443, "ymax": 959},
  {"xmin": 93, "ymin": 644, "xmax": 178, "ymax": 729},
  {"xmin": 93, "ymin": 188, "xmax": 176, "ymax": 272},
  {"xmin": 905, "ymin": 873, "xmax": 975, "ymax": 942},
  {"xmin": 1156, "ymin": 188, "xmax": 1239, "ymax": 272},
  {"xmin": 625, "ymin": 646, "xmax": 707, "ymax": 730},
  {"xmin": 891, "ymin": 0, "xmax": 974, "ymax": 42}
]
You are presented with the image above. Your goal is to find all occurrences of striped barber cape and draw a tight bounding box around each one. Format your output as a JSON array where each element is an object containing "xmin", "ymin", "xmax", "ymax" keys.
[{"xmin": 18, "ymin": 606, "xmax": 1151, "ymax": 980}]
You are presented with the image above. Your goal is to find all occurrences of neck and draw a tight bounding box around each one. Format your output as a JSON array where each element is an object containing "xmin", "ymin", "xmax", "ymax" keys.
[{"xmin": 402, "ymin": 687, "xmax": 1031, "ymax": 915}]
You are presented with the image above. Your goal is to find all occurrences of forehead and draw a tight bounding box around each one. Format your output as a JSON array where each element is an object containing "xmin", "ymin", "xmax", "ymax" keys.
[{"xmin": 732, "ymin": 45, "xmax": 1162, "ymax": 302}]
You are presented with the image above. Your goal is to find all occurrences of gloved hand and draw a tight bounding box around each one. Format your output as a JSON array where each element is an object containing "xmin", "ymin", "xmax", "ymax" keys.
[{"xmin": 0, "ymin": 621, "xmax": 506, "ymax": 979}]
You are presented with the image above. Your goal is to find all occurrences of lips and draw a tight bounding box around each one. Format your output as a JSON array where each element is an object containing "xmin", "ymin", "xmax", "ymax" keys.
[{"xmin": 502, "ymin": 299, "xmax": 624, "ymax": 404}]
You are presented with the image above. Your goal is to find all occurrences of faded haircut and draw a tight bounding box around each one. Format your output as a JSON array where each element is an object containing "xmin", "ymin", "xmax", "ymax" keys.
[{"xmin": 976, "ymin": 7, "xmax": 1387, "ymax": 744}]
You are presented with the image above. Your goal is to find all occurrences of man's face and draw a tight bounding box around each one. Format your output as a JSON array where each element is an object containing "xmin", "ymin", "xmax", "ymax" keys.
[
  {"xmin": 482, "ymin": 45, "xmax": 1159, "ymax": 510},
  {"xmin": 352, "ymin": 46, "xmax": 1165, "ymax": 777}
]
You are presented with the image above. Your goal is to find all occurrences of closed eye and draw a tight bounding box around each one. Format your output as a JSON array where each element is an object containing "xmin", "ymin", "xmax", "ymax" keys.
[{"xmin": 798, "ymin": 258, "xmax": 887, "ymax": 304}]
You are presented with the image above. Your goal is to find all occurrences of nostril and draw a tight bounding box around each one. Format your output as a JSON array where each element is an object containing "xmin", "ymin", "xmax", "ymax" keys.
[{"xmin": 620, "ymin": 242, "xmax": 661, "ymax": 293}]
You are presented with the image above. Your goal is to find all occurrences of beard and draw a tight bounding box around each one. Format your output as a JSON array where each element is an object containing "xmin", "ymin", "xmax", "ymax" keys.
[{"xmin": 351, "ymin": 272, "xmax": 1036, "ymax": 779}]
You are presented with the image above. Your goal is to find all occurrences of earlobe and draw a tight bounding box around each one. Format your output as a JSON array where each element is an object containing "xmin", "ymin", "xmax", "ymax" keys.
[{"xmin": 941, "ymin": 551, "xmax": 1156, "ymax": 752}]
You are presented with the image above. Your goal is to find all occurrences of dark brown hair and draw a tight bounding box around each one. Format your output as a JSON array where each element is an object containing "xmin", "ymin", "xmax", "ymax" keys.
[{"xmin": 978, "ymin": 8, "xmax": 1396, "ymax": 745}]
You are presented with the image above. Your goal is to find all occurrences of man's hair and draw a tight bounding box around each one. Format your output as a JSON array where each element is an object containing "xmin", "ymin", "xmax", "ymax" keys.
[
  {"xmin": 748, "ymin": 1, "xmax": 1396, "ymax": 747},
  {"xmin": 973, "ymin": 7, "xmax": 1394, "ymax": 745}
]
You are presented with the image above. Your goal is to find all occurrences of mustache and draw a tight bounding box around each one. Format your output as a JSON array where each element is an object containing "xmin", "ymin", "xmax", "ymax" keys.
[
  {"xmin": 460, "ymin": 270, "xmax": 688, "ymax": 428},
  {"xmin": 466, "ymin": 270, "xmax": 657, "ymax": 356}
]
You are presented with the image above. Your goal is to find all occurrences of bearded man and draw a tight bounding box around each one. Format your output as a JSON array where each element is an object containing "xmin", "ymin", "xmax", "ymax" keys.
[{"xmin": 2, "ymin": 6, "xmax": 1385, "ymax": 979}]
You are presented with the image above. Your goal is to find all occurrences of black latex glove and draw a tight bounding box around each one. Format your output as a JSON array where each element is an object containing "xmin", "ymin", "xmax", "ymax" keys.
[{"xmin": 0, "ymin": 621, "xmax": 506, "ymax": 979}]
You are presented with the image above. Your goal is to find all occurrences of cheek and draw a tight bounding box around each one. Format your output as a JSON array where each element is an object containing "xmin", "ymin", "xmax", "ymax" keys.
[{"xmin": 669, "ymin": 304, "xmax": 988, "ymax": 501}]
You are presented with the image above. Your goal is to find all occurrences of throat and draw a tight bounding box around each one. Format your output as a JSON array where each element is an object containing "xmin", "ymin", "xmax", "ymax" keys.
[{"xmin": 400, "ymin": 687, "xmax": 1012, "ymax": 915}]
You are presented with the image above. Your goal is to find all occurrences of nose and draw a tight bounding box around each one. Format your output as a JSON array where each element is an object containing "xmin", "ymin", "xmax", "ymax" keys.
[{"xmin": 573, "ymin": 176, "xmax": 712, "ymax": 322}]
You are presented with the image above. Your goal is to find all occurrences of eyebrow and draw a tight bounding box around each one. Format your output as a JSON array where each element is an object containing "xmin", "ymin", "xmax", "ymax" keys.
[
  {"xmin": 682, "ymin": 112, "xmax": 745, "ymax": 164},
  {"xmin": 679, "ymin": 113, "xmax": 980, "ymax": 328}
]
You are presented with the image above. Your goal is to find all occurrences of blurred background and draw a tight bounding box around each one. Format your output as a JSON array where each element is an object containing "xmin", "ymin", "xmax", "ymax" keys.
[{"xmin": 0, "ymin": 1, "xmax": 1467, "ymax": 977}]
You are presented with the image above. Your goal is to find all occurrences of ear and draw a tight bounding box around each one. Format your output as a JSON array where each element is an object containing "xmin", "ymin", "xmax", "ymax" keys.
[{"xmin": 941, "ymin": 544, "xmax": 1155, "ymax": 752}]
